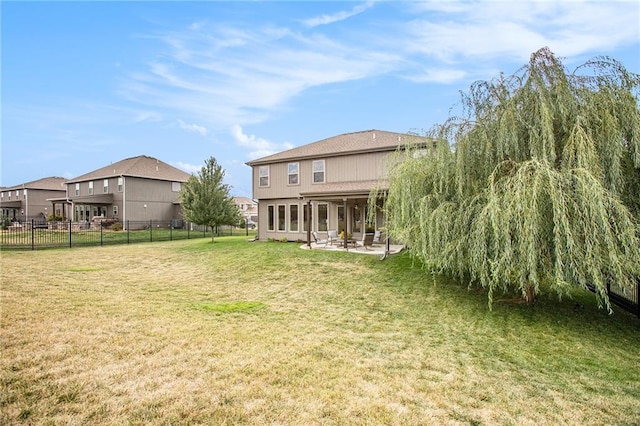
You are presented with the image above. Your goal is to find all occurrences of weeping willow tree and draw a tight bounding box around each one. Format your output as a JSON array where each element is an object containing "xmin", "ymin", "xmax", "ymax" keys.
[{"xmin": 381, "ymin": 47, "xmax": 640, "ymax": 311}]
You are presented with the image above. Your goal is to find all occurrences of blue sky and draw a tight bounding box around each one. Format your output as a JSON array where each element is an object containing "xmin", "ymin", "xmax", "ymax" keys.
[{"xmin": 2, "ymin": 1, "xmax": 639, "ymax": 197}]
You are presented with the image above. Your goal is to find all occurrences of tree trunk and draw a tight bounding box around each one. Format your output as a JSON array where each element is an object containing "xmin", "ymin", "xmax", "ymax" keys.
[
  {"xmin": 524, "ymin": 285, "xmax": 535, "ymax": 304},
  {"xmin": 210, "ymin": 227, "xmax": 215, "ymax": 242}
]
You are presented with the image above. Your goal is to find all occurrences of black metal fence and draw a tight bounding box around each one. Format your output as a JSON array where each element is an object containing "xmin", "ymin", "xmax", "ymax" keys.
[{"xmin": 0, "ymin": 219, "xmax": 251, "ymax": 250}]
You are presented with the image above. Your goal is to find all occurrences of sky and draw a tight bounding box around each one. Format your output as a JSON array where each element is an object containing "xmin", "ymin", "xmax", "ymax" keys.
[{"xmin": 2, "ymin": 1, "xmax": 639, "ymax": 197}]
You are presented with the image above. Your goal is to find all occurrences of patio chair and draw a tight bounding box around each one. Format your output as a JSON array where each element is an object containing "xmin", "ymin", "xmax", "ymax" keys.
[
  {"xmin": 311, "ymin": 231, "xmax": 328, "ymax": 247},
  {"xmin": 356, "ymin": 233, "xmax": 375, "ymax": 250},
  {"xmin": 327, "ymin": 230, "xmax": 339, "ymax": 245},
  {"xmin": 373, "ymin": 230, "xmax": 382, "ymax": 245}
]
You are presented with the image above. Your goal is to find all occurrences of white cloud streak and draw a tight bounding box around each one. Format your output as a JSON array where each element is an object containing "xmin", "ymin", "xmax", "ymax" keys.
[
  {"xmin": 230, "ymin": 124, "xmax": 294, "ymax": 160},
  {"xmin": 177, "ymin": 119, "xmax": 208, "ymax": 136},
  {"xmin": 302, "ymin": 1, "xmax": 375, "ymax": 27},
  {"xmin": 119, "ymin": 1, "xmax": 638, "ymax": 157}
]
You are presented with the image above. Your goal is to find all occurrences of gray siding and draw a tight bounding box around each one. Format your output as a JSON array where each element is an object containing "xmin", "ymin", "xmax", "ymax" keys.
[
  {"xmin": 253, "ymin": 151, "xmax": 391, "ymax": 201},
  {"xmin": 124, "ymin": 177, "xmax": 182, "ymax": 222}
]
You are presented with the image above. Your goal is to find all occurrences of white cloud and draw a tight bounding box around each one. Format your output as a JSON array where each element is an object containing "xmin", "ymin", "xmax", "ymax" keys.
[
  {"xmin": 405, "ymin": 68, "xmax": 468, "ymax": 84},
  {"xmin": 230, "ymin": 124, "xmax": 294, "ymax": 160},
  {"xmin": 177, "ymin": 119, "xmax": 208, "ymax": 136},
  {"xmin": 302, "ymin": 1, "xmax": 375, "ymax": 27},
  {"xmin": 173, "ymin": 161, "xmax": 201, "ymax": 174},
  {"xmin": 404, "ymin": 1, "xmax": 639, "ymax": 63},
  {"xmin": 119, "ymin": 1, "xmax": 639, "ymax": 134}
]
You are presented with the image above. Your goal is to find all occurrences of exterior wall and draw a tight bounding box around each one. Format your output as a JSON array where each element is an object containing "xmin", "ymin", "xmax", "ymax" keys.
[
  {"xmin": 0, "ymin": 188, "xmax": 66, "ymax": 221},
  {"xmin": 257, "ymin": 198, "xmax": 382, "ymax": 242},
  {"xmin": 123, "ymin": 177, "xmax": 183, "ymax": 222},
  {"xmin": 252, "ymin": 151, "xmax": 391, "ymax": 200},
  {"xmin": 66, "ymin": 177, "xmax": 124, "ymax": 222},
  {"xmin": 252, "ymin": 150, "xmax": 393, "ymax": 241}
]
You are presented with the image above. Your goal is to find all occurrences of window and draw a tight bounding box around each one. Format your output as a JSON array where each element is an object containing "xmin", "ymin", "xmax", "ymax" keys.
[
  {"xmin": 7, "ymin": 192, "xmax": 10, "ymax": 200},
  {"xmin": 103, "ymin": 179, "xmax": 109, "ymax": 193},
  {"xmin": 88, "ymin": 181, "xmax": 94, "ymax": 195},
  {"xmin": 23, "ymin": 189, "xmax": 27, "ymax": 199},
  {"xmin": 15, "ymin": 190, "xmax": 20, "ymax": 200},
  {"xmin": 288, "ymin": 162, "xmax": 299, "ymax": 185},
  {"xmin": 312, "ymin": 160, "xmax": 325, "ymax": 183},
  {"xmin": 278, "ymin": 205, "xmax": 286, "ymax": 231},
  {"xmin": 113, "ymin": 205, "xmax": 119, "ymax": 216},
  {"xmin": 352, "ymin": 204, "xmax": 361, "ymax": 233},
  {"xmin": 267, "ymin": 205, "xmax": 275, "ymax": 231},
  {"xmin": 317, "ymin": 203, "xmax": 328, "ymax": 231},
  {"xmin": 337, "ymin": 205, "xmax": 345, "ymax": 235},
  {"xmin": 171, "ymin": 182, "xmax": 181, "ymax": 192},
  {"xmin": 259, "ymin": 166, "xmax": 269, "ymax": 187},
  {"xmin": 303, "ymin": 203, "xmax": 312, "ymax": 232},
  {"xmin": 75, "ymin": 183, "xmax": 80, "ymax": 196},
  {"xmin": 289, "ymin": 204, "xmax": 299, "ymax": 232},
  {"xmin": 117, "ymin": 177, "xmax": 123, "ymax": 192},
  {"xmin": 1, "ymin": 193, "xmax": 4, "ymax": 200}
]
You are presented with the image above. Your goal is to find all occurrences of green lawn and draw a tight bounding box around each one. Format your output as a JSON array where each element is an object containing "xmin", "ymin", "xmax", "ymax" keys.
[{"xmin": 1, "ymin": 237, "xmax": 638, "ymax": 425}]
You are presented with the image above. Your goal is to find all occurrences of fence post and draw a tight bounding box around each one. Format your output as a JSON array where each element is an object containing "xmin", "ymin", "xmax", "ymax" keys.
[
  {"xmin": 127, "ymin": 220, "xmax": 130, "ymax": 244},
  {"xmin": 69, "ymin": 220, "xmax": 72, "ymax": 248},
  {"xmin": 170, "ymin": 222, "xmax": 173, "ymax": 241},
  {"xmin": 150, "ymin": 220, "xmax": 153, "ymax": 242},
  {"xmin": 100, "ymin": 220, "xmax": 104, "ymax": 246},
  {"xmin": 31, "ymin": 219, "xmax": 35, "ymax": 250}
]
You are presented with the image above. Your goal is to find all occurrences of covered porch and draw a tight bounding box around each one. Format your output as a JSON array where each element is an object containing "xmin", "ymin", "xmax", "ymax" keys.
[{"xmin": 299, "ymin": 180, "xmax": 392, "ymax": 252}]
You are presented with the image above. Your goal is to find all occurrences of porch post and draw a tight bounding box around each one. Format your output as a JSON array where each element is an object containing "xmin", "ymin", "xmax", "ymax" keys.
[
  {"xmin": 343, "ymin": 198, "xmax": 348, "ymax": 249},
  {"xmin": 306, "ymin": 200, "xmax": 311, "ymax": 248}
]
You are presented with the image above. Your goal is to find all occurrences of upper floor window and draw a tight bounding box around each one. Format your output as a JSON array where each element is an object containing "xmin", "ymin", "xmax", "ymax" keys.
[
  {"xmin": 1, "ymin": 192, "xmax": 4, "ymax": 200},
  {"xmin": 75, "ymin": 183, "xmax": 80, "ymax": 196},
  {"xmin": 171, "ymin": 182, "xmax": 181, "ymax": 192},
  {"xmin": 288, "ymin": 162, "xmax": 299, "ymax": 185},
  {"xmin": 312, "ymin": 160, "xmax": 325, "ymax": 184},
  {"xmin": 259, "ymin": 166, "xmax": 269, "ymax": 187},
  {"xmin": 103, "ymin": 179, "xmax": 109, "ymax": 193},
  {"xmin": 15, "ymin": 190, "xmax": 20, "ymax": 200},
  {"xmin": 23, "ymin": 189, "xmax": 27, "ymax": 199},
  {"xmin": 7, "ymin": 192, "xmax": 11, "ymax": 200},
  {"xmin": 88, "ymin": 181, "xmax": 94, "ymax": 195},
  {"xmin": 117, "ymin": 177, "xmax": 123, "ymax": 192}
]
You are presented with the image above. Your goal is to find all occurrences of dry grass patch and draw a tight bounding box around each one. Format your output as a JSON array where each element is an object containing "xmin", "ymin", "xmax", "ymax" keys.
[{"xmin": 1, "ymin": 237, "xmax": 639, "ymax": 425}]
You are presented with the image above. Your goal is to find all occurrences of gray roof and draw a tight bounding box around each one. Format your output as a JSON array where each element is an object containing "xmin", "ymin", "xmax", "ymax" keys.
[
  {"xmin": 246, "ymin": 129, "xmax": 426, "ymax": 166},
  {"xmin": 66, "ymin": 155, "xmax": 191, "ymax": 184},
  {"xmin": 299, "ymin": 179, "xmax": 389, "ymax": 199},
  {"xmin": 1, "ymin": 177, "xmax": 67, "ymax": 191}
]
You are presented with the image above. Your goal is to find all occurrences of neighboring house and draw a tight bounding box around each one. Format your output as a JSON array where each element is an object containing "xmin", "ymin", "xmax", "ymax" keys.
[
  {"xmin": 0, "ymin": 177, "xmax": 67, "ymax": 222},
  {"xmin": 246, "ymin": 129, "xmax": 426, "ymax": 242},
  {"xmin": 52, "ymin": 155, "xmax": 191, "ymax": 226},
  {"xmin": 233, "ymin": 196, "xmax": 258, "ymax": 227}
]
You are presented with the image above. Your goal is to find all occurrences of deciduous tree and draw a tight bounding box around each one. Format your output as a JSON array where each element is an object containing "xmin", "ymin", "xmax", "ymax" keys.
[
  {"xmin": 181, "ymin": 157, "xmax": 241, "ymax": 242},
  {"xmin": 382, "ymin": 47, "xmax": 640, "ymax": 311}
]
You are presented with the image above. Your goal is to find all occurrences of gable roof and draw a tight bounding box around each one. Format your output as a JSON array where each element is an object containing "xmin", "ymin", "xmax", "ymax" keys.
[
  {"xmin": 1, "ymin": 177, "xmax": 67, "ymax": 192},
  {"xmin": 246, "ymin": 129, "xmax": 426, "ymax": 166},
  {"xmin": 66, "ymin": 155, "xmax": 191, "ymax": 184}
]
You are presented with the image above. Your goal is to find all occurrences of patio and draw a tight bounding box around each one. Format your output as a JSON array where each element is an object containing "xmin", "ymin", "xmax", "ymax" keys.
[{"xmin": 301, "ymin": 240, "xmax": 404, "ymax": 257}]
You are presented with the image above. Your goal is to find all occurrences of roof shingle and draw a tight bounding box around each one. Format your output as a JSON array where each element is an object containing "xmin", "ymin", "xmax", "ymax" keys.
[
  {"xmin": 246, "ymin": 129, "xmax": 425, "ymax": 166},
  {"xmin": 66, "ymin": 155, "xmax": 191, "ymax": 183}
]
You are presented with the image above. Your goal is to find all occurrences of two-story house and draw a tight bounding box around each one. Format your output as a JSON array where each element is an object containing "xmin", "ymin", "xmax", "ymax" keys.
[
  {"xmin": 246, "ymin": 129, "xmax": 425, "ymax": 242},
  {"xmin": 53, "ymin": 155, "xmax": 191, "ymax": 226},
  {"xmin": 0, "ymin": 177, "xmax": 67, "ymax": 222},
  {"xmin": 233, "ymin": 196, "xmax": 258, "ymax": 227}
]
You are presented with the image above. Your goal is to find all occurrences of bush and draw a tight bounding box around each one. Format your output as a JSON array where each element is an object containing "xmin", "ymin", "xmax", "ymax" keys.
[{"xmin": 110, "ymin": 222, "xmax": 123, "ymax": 231}]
